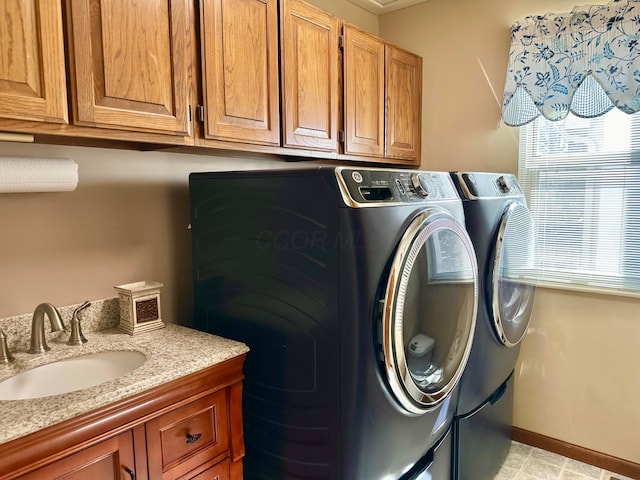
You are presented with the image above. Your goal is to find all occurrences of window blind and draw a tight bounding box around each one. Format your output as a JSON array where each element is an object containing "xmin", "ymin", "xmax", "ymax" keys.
[{"xmin": 518, "ymin": 108, "xmax": 640, "ymax": 297}]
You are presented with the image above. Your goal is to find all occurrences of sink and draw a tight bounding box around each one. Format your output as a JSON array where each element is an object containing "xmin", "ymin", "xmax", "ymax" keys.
[{"xmin": 0, "ymin": 350, "xmax": 146, "ymax": 400}]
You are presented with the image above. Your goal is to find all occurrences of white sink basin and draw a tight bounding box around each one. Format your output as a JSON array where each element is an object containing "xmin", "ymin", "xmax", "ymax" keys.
[{"xmin": 0, "ymin": 350, "xmax": 146, "ymax": 400}]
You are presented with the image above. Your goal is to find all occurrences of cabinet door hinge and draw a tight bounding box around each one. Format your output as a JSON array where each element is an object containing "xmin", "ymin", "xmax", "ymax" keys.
[
  {"xmin": 338, "ymin": 35, "xmax": 344, "ymax": 50},
  {"xmin": 196, "ymin": 105, "xmax": 205, "ymax": 123},
  {"xmin": 338, "ymin": 130, "xmax": 345, "ymax": 143}
]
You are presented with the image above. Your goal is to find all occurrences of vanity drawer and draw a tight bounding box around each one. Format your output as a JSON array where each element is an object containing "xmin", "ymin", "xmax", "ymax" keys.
[
  {"xmin": 180, "ymin": 459, "xmax": 230, "ymax": 480},
  {"xmin": 146, "ymin": 389, "xmax": 230, "ymax": 478}
]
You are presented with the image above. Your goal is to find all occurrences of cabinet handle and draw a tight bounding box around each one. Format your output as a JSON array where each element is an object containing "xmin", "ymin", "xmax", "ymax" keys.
[
  {"xmin": 186, "ymin": 432, "xmax": 202, "ymax": 444},
  {"xmin": 124, "ymin": 466, "xmax": 135, "ymax": 480}
]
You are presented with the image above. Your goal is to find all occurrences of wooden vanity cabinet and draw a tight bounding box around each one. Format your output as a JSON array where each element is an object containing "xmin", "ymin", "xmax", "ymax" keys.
[
  {"xmin": 280, "ymin": 0, "xmax": 340, "ymax": 152},
  {"xmin": 0, "ymin": 355, "xmax": 246, "ymax": 480},
  {"xmin": 0, "ymin": 1, "xmax": 68, "ymax": 124},
  {"xmin": 198, "ymin": 0, "xmax": 280, "ymax": 146}
]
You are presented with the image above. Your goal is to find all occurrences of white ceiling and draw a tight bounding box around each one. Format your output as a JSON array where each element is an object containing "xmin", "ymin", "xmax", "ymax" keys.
[{"xmin": 348, "ymin": 0, "xmax": 428, "ymax": 15}]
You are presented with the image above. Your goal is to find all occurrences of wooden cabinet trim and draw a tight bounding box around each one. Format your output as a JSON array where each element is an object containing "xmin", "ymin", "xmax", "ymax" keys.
[{"xmin": 228, "ymin": 381, "xmax": 245, "ymax": 463}]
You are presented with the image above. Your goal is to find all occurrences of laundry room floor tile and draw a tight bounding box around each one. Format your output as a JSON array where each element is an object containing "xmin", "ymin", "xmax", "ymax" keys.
[{"xmin": 494, "ymin": 442, "xmax": 635, "ymax": 480}]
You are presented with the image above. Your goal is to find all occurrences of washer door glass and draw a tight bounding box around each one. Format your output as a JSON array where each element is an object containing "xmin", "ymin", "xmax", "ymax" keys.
[
  {"xmin": 491, "ymin": 201, "xmax": 537, "ymax": 347},
  {"xmin": 381, "ymin": 209, "xmax": 478, "ymax": 415}
]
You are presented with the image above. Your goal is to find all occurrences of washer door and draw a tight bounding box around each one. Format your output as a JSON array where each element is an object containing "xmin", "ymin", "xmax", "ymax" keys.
[
  {"xmin": 381, "ymin": 209, "xmax": 478, "ymax": 415},
  {"xmin": 490, "ymin": 201, "xmax": 537, "ymax": 347}
]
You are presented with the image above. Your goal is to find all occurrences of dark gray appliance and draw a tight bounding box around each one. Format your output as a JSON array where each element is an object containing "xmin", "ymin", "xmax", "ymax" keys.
[
  {"xmin": 450, "ymin": 172, "xmax": 537, "ymax": 480},
  {"xmin": 190, "ymin": 167, "xmax": 479, "ymax": 479}
]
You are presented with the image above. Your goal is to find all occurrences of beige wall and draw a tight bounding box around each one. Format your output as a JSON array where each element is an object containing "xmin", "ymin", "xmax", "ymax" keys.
[
  {"xmin": 305, "ymin": 0, "xmax": 379, "ymax": 34},
  {"xmin": 380, "ymin": 0, "xmax": 640, "ymax": 465},
  {"xmin": 0, "ymin": 142, "xmax": 298, "ymax": 323}
]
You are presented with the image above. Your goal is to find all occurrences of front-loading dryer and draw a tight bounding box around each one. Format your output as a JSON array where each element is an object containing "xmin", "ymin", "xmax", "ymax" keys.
[
  {"xmin": 450, "ymin": 172, "xmax": 537, "ymax": 480},
  {"xmin": 189, "ymin": 167, "xmax": 479, "ymax": 479}
]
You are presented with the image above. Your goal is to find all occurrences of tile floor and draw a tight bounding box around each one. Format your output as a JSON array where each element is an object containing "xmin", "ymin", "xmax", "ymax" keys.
[{"xmin": 495, "ymin": 442, "xmax": 636, "ymax": 480}]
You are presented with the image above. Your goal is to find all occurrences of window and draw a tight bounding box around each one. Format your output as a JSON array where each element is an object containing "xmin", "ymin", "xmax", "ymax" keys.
[{"xmin": 518, "ymin": 108, "xmax": 640, "ymax": 297}]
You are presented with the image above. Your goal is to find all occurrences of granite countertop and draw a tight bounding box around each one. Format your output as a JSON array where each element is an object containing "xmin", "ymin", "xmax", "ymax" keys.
[{"xmin": 0, "ymin": 323, "xmax": 249, "ymax": 445}]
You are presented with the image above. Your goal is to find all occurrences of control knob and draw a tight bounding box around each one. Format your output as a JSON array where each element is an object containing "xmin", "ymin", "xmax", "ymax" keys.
[
  {"xmin": 496, "ymin": 175, "xmax": 511, "ymax": 193},
  {"xmin": 411, "ymin": 173, "xmax": 434, "ymax": 197}
]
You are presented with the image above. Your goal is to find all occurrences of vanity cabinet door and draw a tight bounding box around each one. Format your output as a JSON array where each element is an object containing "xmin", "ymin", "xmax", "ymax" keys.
[
  {"xmin": 385, "ymin": 45, "xmax": 422, "ymax": 163},
  {"xmin": 19, "ymin": 430, "xmax": 136, "ymax": 480},
  {"xmin": 0, "ymin": 0, "xmax": 68, "ymax": 123},
  {"xmin": 65, "ymin": 0, "xmax": 192, "ymax": 136},
  {"xmin": 199, "ymin": 0, "xmax": 280, "ymax": 146},
  {"xmin": 280, "ymin": 0, "xmax": 339, "ymax": 152},
  {"xmin": 343, "ymin": 25, "xmax": 385, "ymax": 157}
]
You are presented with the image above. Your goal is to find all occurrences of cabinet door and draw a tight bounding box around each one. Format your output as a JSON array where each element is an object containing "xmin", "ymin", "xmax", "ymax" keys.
[
  {"xmin": 280, "ymin": 0, "xmax": 339, "ymax": 151},
  {"xmin": 200, "ymin": 0, "xmax": 279, "ymax": 145},
  {"xmin": 385, "ymin": 45, "xmax": 422, "ymax": 162},
  {"xmin": 343, "ymin": 25, "xmax": 384, "ymax": 157},
  {"xmin": 19, "ymin": 430, "xmax": 136, "ymax": 480},
  {"xmin": 66, "ymin": 0, "xmax": 191, "ymax": 135},
  {"xmin": 0, "ymin": 0, "xmax": 67, "ymax": 123}
]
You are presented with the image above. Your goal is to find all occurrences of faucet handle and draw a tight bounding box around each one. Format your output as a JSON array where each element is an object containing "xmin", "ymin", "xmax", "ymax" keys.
[
  {"xmin": 0, "ymin": 328, "xmax": 14, "ymax": 364},
  {"xmin": 67, "ymin": 301, "xmax": 91, "ymax": 346}
]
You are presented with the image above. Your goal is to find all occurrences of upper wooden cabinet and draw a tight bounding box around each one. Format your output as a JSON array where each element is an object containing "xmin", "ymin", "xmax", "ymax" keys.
[
  {"xmin": 0, "ymin": 0, "xmax": 422, "ymax": 164},
  {"xmin": 280, "ymin": 0, "xmax": 339, "ymax": 152},
  {"xmin": 385, "ymin": 45, "xmax": 422, "ymax": 162},
  {"xmin": 342, "ymin": 25, "xmax": 385, "ymax": 157},
  {"xmin": 341, "ymin": 22, "xmax": 422, "ymax": 164},
  {"xmin": 199, "ymin": 0, "xmax": 280, "ymax": 146},
  {"xmin": 0, "ymin": 1, "xmax": 68, "ymax": 124},
  {"xmin": 65, "ymin": 0, "xmax": 192, "ymax": 136}
]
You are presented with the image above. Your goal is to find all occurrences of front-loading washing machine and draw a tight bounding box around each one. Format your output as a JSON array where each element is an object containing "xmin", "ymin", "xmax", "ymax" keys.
[
  {"xmin": 189, "ymin": 167, "xmax": 479, "ymax": 479},
  {"xmin": 450, "ymin": 172, "xmax": 537, "ymax": 480}
]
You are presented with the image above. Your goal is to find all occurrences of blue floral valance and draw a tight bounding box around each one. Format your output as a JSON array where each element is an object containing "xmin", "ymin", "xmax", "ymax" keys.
[{"xmin": 502, "ymin": 0, "xmax": 640, "ymax": 126}]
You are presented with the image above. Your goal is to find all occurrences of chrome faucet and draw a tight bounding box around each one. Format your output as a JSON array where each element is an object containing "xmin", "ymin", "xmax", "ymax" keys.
[
  {"xmin": 0, "ymin": 328, "xmax": 14, "ymax": 363},
  {"xmin": 29, "ymin": 303, "xmax": 64, "ymax": 354},
  {"xmin": 67, "ymin": 301, "xmax": 91, "ymax": 346}
]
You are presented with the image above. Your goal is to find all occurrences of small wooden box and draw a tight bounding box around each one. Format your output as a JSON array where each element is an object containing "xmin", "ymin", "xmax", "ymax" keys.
[{"xmin": 114, "ymin": 281, "xmax": 165, "ymax": 335}]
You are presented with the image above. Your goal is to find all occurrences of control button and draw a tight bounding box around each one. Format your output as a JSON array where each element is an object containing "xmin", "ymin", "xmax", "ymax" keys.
[
  {"xmin": 395, "ymin": 178, "xmax": 406, "ymax": 194},
  {"xmin": 496, "ymin": 175, "xmax": 511, "ymax": 193},
  {"xmin": 352, "ymin": 171, "xmax": 363, "ymax": 183},
  {"xmin": 410, "ymin": 173, "xmax": 434, "ymax": 197}
]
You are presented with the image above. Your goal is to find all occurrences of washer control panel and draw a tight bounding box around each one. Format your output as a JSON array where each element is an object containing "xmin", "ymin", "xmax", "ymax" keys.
[
  {"xmin": 455, "ymin": 172, "xmax": 523, "ymax": 199},
  {"xmin": 336, "ymin": 168, "xmax": 459, "ymax": 206}
]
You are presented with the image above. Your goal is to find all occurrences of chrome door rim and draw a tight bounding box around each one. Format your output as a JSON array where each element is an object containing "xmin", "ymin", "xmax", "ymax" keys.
[
  {"xmin": 381, "ymin": 209, "xmax": 478, "ymax": 415},
  {"xmin": 491, "ymin": 201, "xmax": 536, "ymax": 347}
]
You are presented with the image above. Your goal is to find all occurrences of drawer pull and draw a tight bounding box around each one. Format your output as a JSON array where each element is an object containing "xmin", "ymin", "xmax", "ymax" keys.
[
  {"xmin": 124, "ymin": 466, "xmax": 136, "ymax": 480},
  {"xmin": 186, "ymin": 432, "xmax": 202, "ymax": 444}
]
